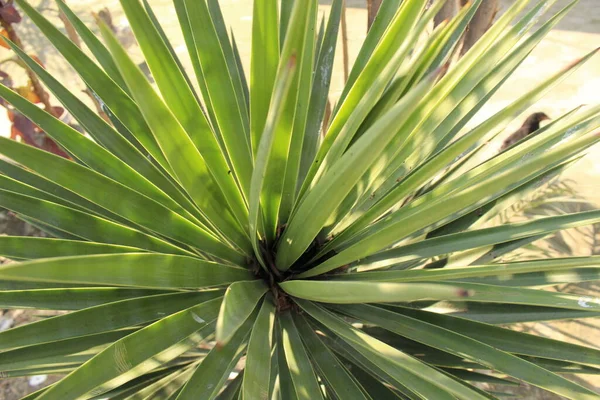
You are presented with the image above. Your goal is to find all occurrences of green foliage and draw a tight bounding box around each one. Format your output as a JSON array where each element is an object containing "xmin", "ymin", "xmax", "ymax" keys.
[{"xmin": 1, "ymin": 0, "xmax": 600, "ymax": 398}]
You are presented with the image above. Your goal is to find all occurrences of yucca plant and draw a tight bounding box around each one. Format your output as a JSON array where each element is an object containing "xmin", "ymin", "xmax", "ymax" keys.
[{"xmin": 2, "ymin": 0, "xmax": 600, "ymax": 398}]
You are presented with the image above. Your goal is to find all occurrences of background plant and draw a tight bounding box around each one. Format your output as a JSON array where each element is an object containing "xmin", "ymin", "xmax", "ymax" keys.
[{"xmin": 0, "ymin": 0, "xmax": 600, "ymax": 399}]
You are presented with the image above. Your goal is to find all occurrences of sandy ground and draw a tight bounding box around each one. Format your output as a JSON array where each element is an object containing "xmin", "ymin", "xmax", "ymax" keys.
[{"xmin": 1, "ymin": 0, "xmax": 600, "ymax": 398}]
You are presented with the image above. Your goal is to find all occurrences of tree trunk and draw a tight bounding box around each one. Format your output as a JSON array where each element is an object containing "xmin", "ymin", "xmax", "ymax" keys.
[
  {"xmin": 367, "ymin": 0, "xmax": 383, "ymax": 30},
  {"xmin": 434, "ymin": 0, "xmax": 460, "ymax": 27},
  {"xmin": 460, "ymin": 0, "xmax": 499, "ymax": 56}
]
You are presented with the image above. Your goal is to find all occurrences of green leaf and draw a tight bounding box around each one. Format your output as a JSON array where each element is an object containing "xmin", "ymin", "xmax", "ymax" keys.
[
  {"xmin": 207, "ymin": 0, "xmax": 251, "ymax": 130},
  {"xmin": 294, "ymin": 314, "xmax": 369, "ymax": 400},
  {"xmin": 386, "ymin": 304, "xmax": 600, "ymax": 367},
  {"xmin": 341, "ymin": 256, "xmax": 600, "ymax": 283},
  {"xmin": 260, "ymin": 0, "xmax": 317, "ymax": 241},
  {"xmin": 207, "ymin": 0, "xmax": 251, "ymax": 125},
  {"xmin": 432, "ymin": 281, "xmax": 600, "ymax": 311},
  {"xmin": 215, "ymin": 370, "xmax": 244, "ymax": 400},
  {"xmin": 275, "ymin": 326, "xmax": 298, "ymax": 400},
  {"xmin": 250, "ymin": 0, "xmax": 280, "ymax": 154},
  {"xmin": 216, "ymin": 280, "xmax": 268, "ymax": 346},
  {"xmin": 0, "ymin": 138, "xmax": 243, "ymax": 264},
  {"xmin": 298, "ymin": 0, "xmax": 343, "ymax": 185},
  {"xmin": 279, "ymin": 312, "xmax": 324, "ymax": 400},
  {"xmin": 446, "ymin": 303, "xmax": 600, "ymax": 325},
  {"xmin": 336, "ymin": 304, "xmax": 599, "ymax": 400},
  {"xmin": 311, "ymin": 128, "xmax": 600, "ymax": 274},
  {"xmin": 0, "ymin": 329, "xmax": 136, "ymax": 373},
  {"xmin": 0, "ymin": 291, "xmax": 222, "ymax": 351},
  {"xmin": 279, "ymin": 0, "xmax": 295, "ymax": 46},
  {"xmin": 296, "ymin": 300, "xmax": 483, "ymax": 399},
  {"xmin": 0, "ymin": 287, "xmax": 167, "ymax": 310},
  {"xmin": 181, "ymin": 0, "xmax": 254, "ymax": 200},
  {"xmin": 3, "ymin": 47, "xmax": 200, "ymax": 224},
  {"xmin": 280, "ymin": 280, "xmax": 469, "ymax": 304},
  {"xmin": 278, "ymin": 68, "xmax": 439, "ymax": 270},
  {"xmin": 463, "ymin": 268, "xmax": 600, "ymax": 287},
  {"xmin": 0, "ymin": 159, "xmax": 113, "ymax": 218},
  {"xmin": 0, "ymin": 237, "xmax": 140, "ymax": 260},
  {"xmin": 243, "ymin": 299, "xmax": 276, "ymax": 400},
  {"xmin": 98, "ymin": 21, "xmax": 249, "ymax": 251},
  {"xmin": 172, "ymin": 0, "xmax": 215, "ymax": 122},
  {"xmin": 176, "ymin": 307, "xmax": 257, "ymax": 400},
  {"xmin": 14, "ymin": 0, "xmax": 168, "ymax": 170},
  {"xmin": 349, "ymin": 0, "xmax": 556, "ymax": 215},
  {"xmin": 55, "ymin": 0, "xmax": 129, "ymax": 92},
  {"xmin": 0, "ymin": 173, "xmax": 105, "ymax": 219},
  {"xmin": 142, "ymin": 0, "xmax": 200, "ymax": 103},
  {"xmin": 117, "ymin": 367, "xmax": 194, "ymax": 400},
  {"xmin": 0, "ymin": 189, "xmax": 190, "ymax": 256},
  {"xmin": 351, "ymin": 208, "xmax": 600, "ymax": 272},
  {"xmin": 120, "ymin": 0, "xmax": 250, "ymax": 239},
  {"xmin": 0, "ymin": 253, "xmax": 252, "ymax": 289},
  {"xmin": 321, "ymin": 331, "xmax": 417, "ymax": 398},
  {"xmin": 299, "ymin": 0, "xmax": 432, "ymax": 202},
  {"xmin": 249, "ymin": 54, "xmax": 297, "ymax": 262},
  {"xmin": 277, "ymin": 0, "xmax": 318, "ymax": 225},
  {"xmin": 36, "ymin": 298, "xmax": 221, "ymax": 400},
  {"xmin": 328, "ymin": 8, "xmax": 589, "ymax": 243},
  {"xmin": 0, "ymin": 77, "xmax": 192, "ymax": 220},
  {"xmin": 336, "ymin": 0, "xmax": 403, "ymax": 109}
]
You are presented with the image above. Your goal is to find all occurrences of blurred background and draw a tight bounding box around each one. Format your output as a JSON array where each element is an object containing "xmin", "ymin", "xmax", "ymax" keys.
[{"xmin": 1, "ymin": 0, "xmax": 600, "ymax": 398}]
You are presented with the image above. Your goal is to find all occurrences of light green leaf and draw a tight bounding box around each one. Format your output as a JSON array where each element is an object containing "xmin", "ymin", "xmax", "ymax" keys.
[
  {"xmin": 386, "ymin": 304, "xmax": 600, "ymax": 367},
  {"xmin": 181, "ymin": 0, "xmax": 254, "ymax": 200},
  {"xmin": 120, "ymin": 0, "xmax": 250, "ymax": 239},
  {"xmin": 354, "ymin": 207, "xmax": 600, "ymax": 272},
  {"xmin": 0, "ymin": 291, "xmax": 222, "ymax": 351},
  {"xmin": 15, "ymin": 0, "xmax": 168, "ymax": 170},
  {"xmin": 0, "ymin": 237, "xmax": 140, "ymax": 260},
  {"xmin": 299, "ymin": 0, "xmax": 431, "ymax": 202},
  {"xmin": 329, "ymin": 7, "xmax": 590, "ymax": 243},
  {"xmin": 0, "ymin": 329, "xmax": 136, "ymax": 373},
  {"xmin": 311, "ymin": 127, "xmax": 600, "ymax": 274},
  {"xmin": 337, "ymin": 304, "xmax": 599, "ymax": 400},
  {"xmin": 281, "ymin": 280, "xmax": 468, "ymax": 304},
  {"xmin": 341, "ymin": 256, "xmax": 600, "ymax": 283},
  {"xmin": 177, "ymin": 307, "xmax": 257, "ymax": 400},
  {"xmin": 336, "ymin": 0, "xmax": 403, "ymax": 109},
  {"xmin": 250, "ymin": 0, "xmax": 280, "ymax": 154},
  {"xmin": 6, "ymin": 43, "xmax": 200, "ymax": 221},
  {"xmin": 0, "ymin": 138, "xmax": 243, "ymax": 264},
  {"xmin": 434, "ymin": 281, "xmax": 600, "ymax": 311},
  {"xmin": 298, "ymin": 0, "xmax": 343, "ymax": 185},
  {"xmin": 294, "ymin": 314, "xmax": 370, "ymax": 400},
  {"xmin": 216, "ymin": 280, "xmax": 268, "ymax": 346},
  {"xmin": 0, "ymin": 253, "xmax": 252, "ymax": 289},
  {"xmin": 55, "ymin": 0, "xmax": 129, "ymax": 92},
  {"xmin": 249, "ymin": 54, "xmax": 297, "ymax": 263},
  {"xmin": 243, "ymin": 299, "xmax": 276, "ymax": 400},
  {"xmin": 0, "ymin": 189, "xmax": 191, "ymax": 256},
  {"xmin": 296, "ymin": 299, "xmax": 484, "ymax": 399},
  {"xmin": 446, "ymin": 303, "xmax": 600, "ymax": 325},
  {"xmin": 98, "ymin": 20, "xmax": 249, "ymax": 251},
  {"xmin": 279, "ymin": 312, "xmax": 324, "ymax": 400},
  {"xmin": 277, "ymin": 0, "xmax": 318, "ymax": 225},
  {"xmin": 36, "ymin": 298, "xmax": 221, "ymax": 400},
  {"xmin": 278, "ymin": 68, "xmax": 440, "ymax": 270},
  {"xmin": 0, "ymin": 77, "xmax": 193, "ymax": 221},
  {"xmin": 260, "ymin": 0, "xmax": 317, "ymax": 241},
  {"xmin": 0, "ymin": 287, "xmax": 167, "ymax": 310}
]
